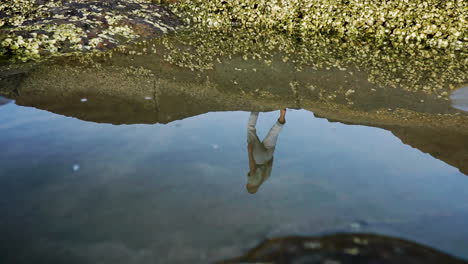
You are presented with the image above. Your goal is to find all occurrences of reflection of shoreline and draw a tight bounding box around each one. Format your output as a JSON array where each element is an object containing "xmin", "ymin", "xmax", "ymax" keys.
[
  {"xmin": 1, "ymin": 57, "xmax": 467, "ymax": 176},
  {"xmin": 2, "ymin": 82, "xmax": 467, "ymax": 176},
  {"xmin": 386, "ymin": 126, "xmax": 468, "ymax": 176},
  {"xmin": 219, "ymin": 233, "xmax": 467, "ymax": 264},
  {"xmin": 2, "ymin": 81, "xmax": 467, "ymax": 176},
  {"xmin": 318, "ymin": 113, "xmax": 468, "ymax": 176},
  {"xmin": 2, "ymin": 85, "xmax": 467, "ymax": 176}
]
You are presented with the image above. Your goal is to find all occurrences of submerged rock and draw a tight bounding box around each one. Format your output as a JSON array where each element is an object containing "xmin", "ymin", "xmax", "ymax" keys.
[{"xmin": 219, "ymin": 233, "xmax": 467, "ymax": 264}]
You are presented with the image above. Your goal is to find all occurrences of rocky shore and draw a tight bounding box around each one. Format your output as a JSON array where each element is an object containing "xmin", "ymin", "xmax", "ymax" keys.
[
  {"xmin": 173, "ymin": 0, "xmax": 466, "ymax": 50},
  {"xmin": 0, "ymin": 0, "xmax": 181, "ymax": 60},
  {"xmin": 1, "ymin": 0, "xmax": 466, "ymax": 61}
]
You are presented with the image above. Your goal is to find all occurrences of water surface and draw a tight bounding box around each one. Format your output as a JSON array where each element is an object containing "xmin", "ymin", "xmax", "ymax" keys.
[
  {"xmin": 0, "ymin": 31, "xmax": 467, "ymax": 263},
  {"xmin": 1, "ymin": 99, "xmax": 467, "ymax": 263}
]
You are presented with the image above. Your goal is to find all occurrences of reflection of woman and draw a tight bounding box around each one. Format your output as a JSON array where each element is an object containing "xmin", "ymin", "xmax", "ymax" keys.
[{"xmin": 246, "ymin": 109, "xmax": 286, "ymax": 194}]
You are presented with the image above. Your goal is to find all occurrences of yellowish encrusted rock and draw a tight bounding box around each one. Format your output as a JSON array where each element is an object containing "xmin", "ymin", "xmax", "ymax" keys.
[
  {"xmin": 0, "ymin": 0, "xmax": 181, "ymax": 60},
  {"xmin": 172, "ymin": 0, "xmax": 467, "ymax": 50}
]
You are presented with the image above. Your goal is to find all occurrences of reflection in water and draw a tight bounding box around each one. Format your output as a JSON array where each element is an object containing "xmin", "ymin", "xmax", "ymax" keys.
[
  {"xmin": 1, "ymin": 48, "xmax": 467, "ymax": 177},
  {"xmin": 246, "ymin": 110, "xmax": 286, "ymax": 194},
  {"xmin": 0, "ymin": 96, "xmax": 11, "ymax": 106},
  {"xmin": 0, "ymin": 38, "xmax": 467, "ymax": 263},
  {"xmin": 451, "ymin": 86, "xmax": 468, "ymax": 112},
  {"xmin": 1, "ymin": 105, "xmax": 468, "ymax": 263}
]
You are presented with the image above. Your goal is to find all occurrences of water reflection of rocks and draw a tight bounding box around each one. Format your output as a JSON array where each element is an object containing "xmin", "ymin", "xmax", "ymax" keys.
[
  {"xmin": 1, "ymin": 37, "xmax": 468, "ymax": 264},
  {"xmin": 218, "ymin": 233, "xmax": 467, "ymax": 264},
  {"xmin": 0, "ymin": 50, "xmax": 467, "ymax": 176}
]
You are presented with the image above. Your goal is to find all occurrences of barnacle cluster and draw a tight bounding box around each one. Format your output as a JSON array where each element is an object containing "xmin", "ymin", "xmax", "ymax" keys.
[
  {"xmin": 155, "ymin": 28, "xmax": 467, "ymax": 94},
  {"xmin": 172, "ymin": 0, "xmax": 467, "ymax": 50},
  {"xmin": 0, "ymin": 0, "xmax": 180, "ymax": 60},
  {"xmin": 0, "ymin": 0, "xmax": 62, "ymax": 27}
]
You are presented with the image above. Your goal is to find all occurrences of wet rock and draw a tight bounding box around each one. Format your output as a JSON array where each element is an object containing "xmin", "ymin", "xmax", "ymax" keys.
[
  {"xmin": 0, "ymin": 0, "xmax": 182, "ymax": 60},
  {"xmin": 173, "ymin": 0, "xmax": 466, "ymax": 51},
  {"xmin": 157, "ymin": 29, "xmax": 467, "ymax": 94},
  {"xmin": 219, "ymin": 233, "xmax": 467, "ymax": 264}
]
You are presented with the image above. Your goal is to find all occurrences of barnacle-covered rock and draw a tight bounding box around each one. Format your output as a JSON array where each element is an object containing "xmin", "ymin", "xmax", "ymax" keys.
[
  {"xmin": 0, "ymin": 0, "xmax": 181, "ymax": 60},
  {"xmin": 172, "ymin": 0, "xmax": 467, "ymax": 50},
  {"xmin": 154, "ymin": 28, "xmax": 467, "ymax": 94},
  {"xmin": 2, "ymin": 0, "xmax": 466, "ymax": 61}
]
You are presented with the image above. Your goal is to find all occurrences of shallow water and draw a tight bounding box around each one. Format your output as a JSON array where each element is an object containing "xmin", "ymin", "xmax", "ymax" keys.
[{"xmin": 1, "ymin": 96, "xmax": 468, "ymax": 263}]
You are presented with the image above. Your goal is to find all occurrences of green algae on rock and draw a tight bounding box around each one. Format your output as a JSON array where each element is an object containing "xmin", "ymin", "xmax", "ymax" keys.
[
  {"xmin": 0, "ymin": 0, "xmax": 181, "ymax": 60},
  {"xmin": 172, "ymin": 0, "xmax": 467, "ymax": 50}
]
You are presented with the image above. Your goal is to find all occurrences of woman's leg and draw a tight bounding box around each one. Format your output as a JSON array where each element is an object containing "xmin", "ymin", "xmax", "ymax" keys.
[
  {"xmin": 263, "ymin": 109, "xmax": 286, "ymax": 149},
  {"xmin": 247, "ymin": 112, "xmax": 260, "ymax": 144}
]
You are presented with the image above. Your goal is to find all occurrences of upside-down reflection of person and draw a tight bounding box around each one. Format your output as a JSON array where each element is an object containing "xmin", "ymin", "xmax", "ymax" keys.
[{"xmin": 246, "ymin": 109, "xmax": 286, "ymax": 194}]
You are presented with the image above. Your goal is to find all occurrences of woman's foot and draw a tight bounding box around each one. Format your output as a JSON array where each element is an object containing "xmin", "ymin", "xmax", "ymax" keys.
[{"xmin": 278, "ymin": 109, "xmax": 286, "ymax": 124}]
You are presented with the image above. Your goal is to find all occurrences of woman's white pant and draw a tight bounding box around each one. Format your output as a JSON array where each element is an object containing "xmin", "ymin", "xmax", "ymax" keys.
[{"xmin": 247, "ymin": 112, "xmax": 284, "ymax": 164}]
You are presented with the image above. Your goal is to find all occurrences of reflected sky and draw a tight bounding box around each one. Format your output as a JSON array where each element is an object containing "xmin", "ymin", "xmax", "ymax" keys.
[
  {"xmin": 451, "ymin": 86, "xmax": 468, "ymax": 112},
  {"xmin": 0, "ymin": 103, "xmax": 467, "ymax": 264},
  {"xmin": 0, "ymin": 96, "xmax": 11, "ymax": 106}
]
